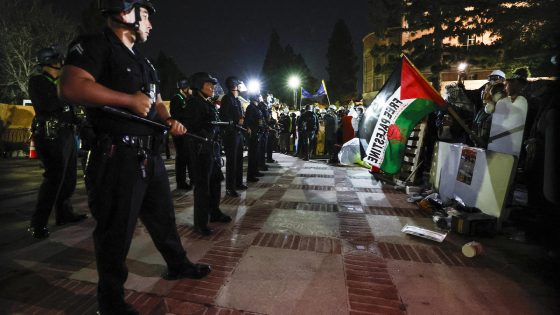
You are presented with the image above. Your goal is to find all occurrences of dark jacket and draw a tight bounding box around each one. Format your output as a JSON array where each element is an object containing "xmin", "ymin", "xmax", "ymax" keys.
[
  {"xmin": 184, "ymin": 93, "xmax": 220, "ymax": 140},
  {"xmin": 244, "ymin": 103, "xmax": 263, "ymax": 132}
]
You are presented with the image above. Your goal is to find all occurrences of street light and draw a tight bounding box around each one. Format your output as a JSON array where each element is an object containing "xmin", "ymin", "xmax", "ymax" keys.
[
  {"xmin": 458, "ymin": 62, "xmax": 468, "ymax": 73},
  {"xmin": 247, "ymin": 79, "xmax": 261, "ymax": 95},
  {"xmin": 287, "ymin": 75, "xmax": 301, "ymax": 109}
]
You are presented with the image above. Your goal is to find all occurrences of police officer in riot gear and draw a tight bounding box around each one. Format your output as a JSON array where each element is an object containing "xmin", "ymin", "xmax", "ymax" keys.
[
  {"xmin": 170, "ymin": 77, "xmax": 194, "ymax": 190},
  {"xmin": 185, "ymin": 72, "xmax": 232, "ymax": 236},
  {"xmin": 27, "ymin": 46, "xmax": 88, "ymax": 239},
  {"xmin": 298, "ymin": 104, "xmax": 318, "ymax": 161},
  {"xmin": 59, "ymin": 1, "xmax": 210, "ymax": 314},
  {"xmin": 257, "ymin": 95, "xmax": 270, "ymax": 171},
  {"xmin": 220, "ymin": 76, "xmax": 247, "ymax": 197},
  {"xmin": 244, "ymin": 94, "xmax": 265, "ymax": 182}
]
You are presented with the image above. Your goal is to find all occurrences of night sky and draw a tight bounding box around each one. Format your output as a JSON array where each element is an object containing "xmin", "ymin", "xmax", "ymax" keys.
[{"xmin": 56, "ymin": 0, "xmax": 371, "ymax": 93}]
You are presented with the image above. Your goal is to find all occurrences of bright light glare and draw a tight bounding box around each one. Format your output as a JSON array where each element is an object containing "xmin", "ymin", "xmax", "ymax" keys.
[
  {"xmin": 287, "ymin": 76, "xmax": 301, "ymax": 89},
  {"xmin": 247, "ymin": 80, "xmax": 261, "ymax": 94},
  {"xmin": 458, "ymin": 62, "xmax": 468, "ymax": 72}
]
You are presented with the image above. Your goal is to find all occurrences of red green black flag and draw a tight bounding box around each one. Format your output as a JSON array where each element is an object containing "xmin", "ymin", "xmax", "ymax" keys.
[{"xmin": 362, "ymin": 55, "xmax": 446, "ymax": 174}]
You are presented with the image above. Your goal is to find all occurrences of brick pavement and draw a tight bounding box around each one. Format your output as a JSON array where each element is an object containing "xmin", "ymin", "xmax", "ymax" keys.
[{"xmin": 0, "ymin": 154, "xmax": 558, "ymax": 314}]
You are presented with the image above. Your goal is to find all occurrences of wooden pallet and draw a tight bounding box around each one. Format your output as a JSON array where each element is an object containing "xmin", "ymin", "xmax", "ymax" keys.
[{"xmin": 394, "ymin": 119, "xmax": 428, "ymax": 185}]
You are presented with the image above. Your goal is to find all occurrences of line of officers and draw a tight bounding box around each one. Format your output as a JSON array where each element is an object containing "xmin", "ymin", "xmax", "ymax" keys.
[{"xmin": 170, "ymin": 76, "xmax": 277, "ymax": 234}]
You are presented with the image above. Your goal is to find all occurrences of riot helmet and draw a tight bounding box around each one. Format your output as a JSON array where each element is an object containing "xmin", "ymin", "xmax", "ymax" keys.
[
  {"xmin": 189, "ymin": 72, "xmax": 218, "ymax": 91},
  {"xmin": 225, "ymin": 76, "xmax": 242, "ymax": 91},
  {"xmin": 99, "ymin": 0, "xmax": 155, "ymax": 14},
  {"xmin": 177, "ymin": 77, "xmax": 190, "ymax": 89},
  {"xmin": 99, "ymin": 0, "xmax": 155, "ymax": 31},
  {"xmin": 248, "ymin": 94, "xmax": 261, "ymax": 103},
  {"xmin": 37, "ymin": 47, "xmax": 63, "ymax": 67}
]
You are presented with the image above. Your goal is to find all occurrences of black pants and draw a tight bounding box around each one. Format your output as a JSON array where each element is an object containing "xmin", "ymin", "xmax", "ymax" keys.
[
  {"xmin": 172, "ymin": 135, "xmax": 194, "ymax": 186},
  {"xmin": 223, "ymin": 131, "xmax": 244, "ymax": 189},
  {"xmin": 31, "ymin": 128, "xmax": 77, "ymax": 228},
  {"xmin": 86, "ymin": 142, "xmax": 188, "ymax": 310},
  {"xmin": 258, "ymin": 132, "xmax": 268, "ymax": 167},
  {"xmin": 190, "ymin": 141, "xmax": 222, "ymax": 229},
  {"xmin": 299, "ymin": 131, "xmax": 315, "ymax": 160},
  {"xmin": 279, "ymin": 133, "xmax": 290, "ymax": 153},
  {"xmin": 247, "ymin": 133, "xmax": 260, "ymax": 178},
  {"xmin": 266, "ymin": 132, "xmax": 275, "ymax": 161}
]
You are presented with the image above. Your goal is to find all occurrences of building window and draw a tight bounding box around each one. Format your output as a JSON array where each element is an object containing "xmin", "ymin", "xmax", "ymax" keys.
[{"xmin": 466, "ymin": 35, "xmax": 475, "ymax": 48}]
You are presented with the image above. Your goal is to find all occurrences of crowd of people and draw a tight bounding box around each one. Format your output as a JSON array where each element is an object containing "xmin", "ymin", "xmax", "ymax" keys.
[{"xmin": 22, "ymin": 0, "xmax": 559, "ymax": 313}]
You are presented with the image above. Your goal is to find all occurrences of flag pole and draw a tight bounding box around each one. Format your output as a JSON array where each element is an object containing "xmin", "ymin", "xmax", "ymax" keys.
[
  {"xmin": 401, "ymin": 54, "xmax": 483, "ymax": 146},
  {"xmin": 323, "ymin": 80, "xmax": 332, "ymax": 106},
  {"xmin": 299, "ymin": 87, "xmax": 303, "ymax": 110}
]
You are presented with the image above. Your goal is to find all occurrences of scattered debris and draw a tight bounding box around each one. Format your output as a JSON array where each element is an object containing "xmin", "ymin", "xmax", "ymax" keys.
[
  {"xmin": 462, "ymin": 241, "xmax": 484, "ymax": 257},
  {"xmin": 401, "ymin": 224, "xmax": 448, "ymax": 242}
]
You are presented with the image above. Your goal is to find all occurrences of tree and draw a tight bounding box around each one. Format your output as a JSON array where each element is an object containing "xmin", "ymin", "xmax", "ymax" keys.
[
  {"xmin": 326, "ymin": 19, "xmax": 359, "ymax": 103},
  {"xmin": 261, "ymin": 30, "xmax": 317, "ymax": 108},
  {"xmin": 367, "ymin": 0, "xmax": 403, "ymax": 80},
  {"xmin": 402, "ymin": 1, "xmax": 496, "ymax": 92},
  {"xmin": 368, "ymin": 0, "xmax": 402, "ymax": 37},
  {"xmin": 491, "ymin": 0, "xmax": 560, "ymax": 76},
  {"xmin": 155, "ymin": 52, "xmax": 185, "ymax": 100},
  {"xmin": 0, "ymin": 0, "xmax": 76, "ymax": 103}
]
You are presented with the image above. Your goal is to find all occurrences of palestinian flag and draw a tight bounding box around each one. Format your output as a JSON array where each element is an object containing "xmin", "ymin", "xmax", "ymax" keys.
[{"xmin": 360, "ymin": 55, "xmax": 446, "ymax": 174}]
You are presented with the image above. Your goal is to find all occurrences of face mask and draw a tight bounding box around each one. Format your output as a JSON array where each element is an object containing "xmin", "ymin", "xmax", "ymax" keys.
[
  {"xmin": 492, "ymin": 92, "xmax": 503, "ymax": 103},
  {"xmin": 485, "ymin": 102, "xmax": 495, "ymax": 114}
]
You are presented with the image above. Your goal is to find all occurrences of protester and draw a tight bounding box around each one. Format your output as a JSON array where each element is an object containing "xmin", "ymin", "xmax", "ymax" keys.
[{"xmin": 473, "ymin": 83, "xmax": 506, "ymax": 148}]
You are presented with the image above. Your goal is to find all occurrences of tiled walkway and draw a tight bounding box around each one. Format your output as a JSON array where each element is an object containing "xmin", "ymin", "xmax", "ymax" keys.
[{"xmin": 0, "ymin": 154, "xmax": 558, "ymax": 314}]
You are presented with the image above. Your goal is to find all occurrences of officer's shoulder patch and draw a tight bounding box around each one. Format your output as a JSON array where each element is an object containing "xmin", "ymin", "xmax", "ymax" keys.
[{"xmin": 68, "ymin": 34, "xmax": 107, "ymax": 56}]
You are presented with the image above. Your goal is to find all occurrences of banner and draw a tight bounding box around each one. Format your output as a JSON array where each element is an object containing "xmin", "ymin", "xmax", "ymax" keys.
[
  {"xmin": 361, "ymin": 55, "xmax": 446, "ymax": 174},
  {"xmin": 301, "ymin": 80, "xmax": 328, "ymax": 99}
]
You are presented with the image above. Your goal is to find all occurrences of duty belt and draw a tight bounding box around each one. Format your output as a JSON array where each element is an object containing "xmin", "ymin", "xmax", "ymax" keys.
[{"xmin": 113, "ymin": 135, "xmax": 157, "ymax": 150}]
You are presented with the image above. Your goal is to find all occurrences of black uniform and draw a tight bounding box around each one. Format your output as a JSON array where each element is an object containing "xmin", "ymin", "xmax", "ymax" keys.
[
  {"xmin": 28, "ymin": 72, "xmax": 80, "ymax": 232},
  {"xmin": 278, "ymin": 114, "xmax": 291, "ymax": 153},
  {"xmin": 244, "ymin": 102, "xmax": 264, "ymax": 181},
  {"xmin": 257, "ymin": 102, "xmax": 269, "ymax": 169},
  {"xmin": 323, "ymin": 112, "xmax": 337, "ymax": 158},
  {"xmin": 170, "ymin": 92, "xmax": 194, "ymax": 189},
  {"xmin": 65, "ymin": 28, "xmax": 200, "ymax": 312},
  {"xmin": 219, "ymin": 92, "xmax": 244, "ymax": 191},
  {"xmin": 184, "ymin": 93, "xmax": 225, "ymax": 230},
  {"xmin": 267, "ymin": 117, "xmax": 278, "ymax": 161},
  {"xmin": 298, "ymin": 110, "xmax": 318, "ymax": 160}
]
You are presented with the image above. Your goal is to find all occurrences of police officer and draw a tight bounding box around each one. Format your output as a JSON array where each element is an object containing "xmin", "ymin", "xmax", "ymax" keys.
[
  {"xmin": 257, "ymin": 96, "xmax": 270, "ymax": 171},
  {"xmin": 278, "ymin": 112, "xmax": 291, "ymax": 153},
  {"xmin": 170, "ymin": 77, "xmax": 194, "ymax": 190},
  {"xmin": 244, "ymin": 94, "xmax": 265, "ymax": 182},
  {"xmin": 219, "ymin": 76, "xmax": 247, "ymax": 197},
  {"xmin": 185, "ymin": 72, "xmax": 231, "ymax": 236},
  {"xmin": 298, "ymin": 104, "xmax": 318, "ymax": 161},
  {"xmin": 59, "ymin": 1, "xmax": 210, "ymax": 314},
  {"xmin": 27, "ymin": 46, "xmax": 88, "ymax": 239}
]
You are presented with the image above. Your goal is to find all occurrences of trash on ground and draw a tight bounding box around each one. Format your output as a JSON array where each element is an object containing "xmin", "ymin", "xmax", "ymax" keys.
[
  {"xmin": 451, "ymin": 212, "xmax": 497, "ymax": 236},
  {"xmin": 462, "ymin": 241, "xmax": 484, "ymax": 257},
  {"xmin": 401, "ymin": 224, "xmax": 448, "ymax": 242}
]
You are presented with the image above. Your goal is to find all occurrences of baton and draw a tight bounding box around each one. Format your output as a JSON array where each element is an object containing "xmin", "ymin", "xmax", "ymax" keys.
[
  {"xmin": 210, "ymin": 121, "xmax": 248, "ymax": 133},
  {"xmin": 102, "ymin": 106, "xmax": 211, "ymax": 142},
  {"xmin": 102, "ymin": 106, "xmax": 169, "ymax": 130}
]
